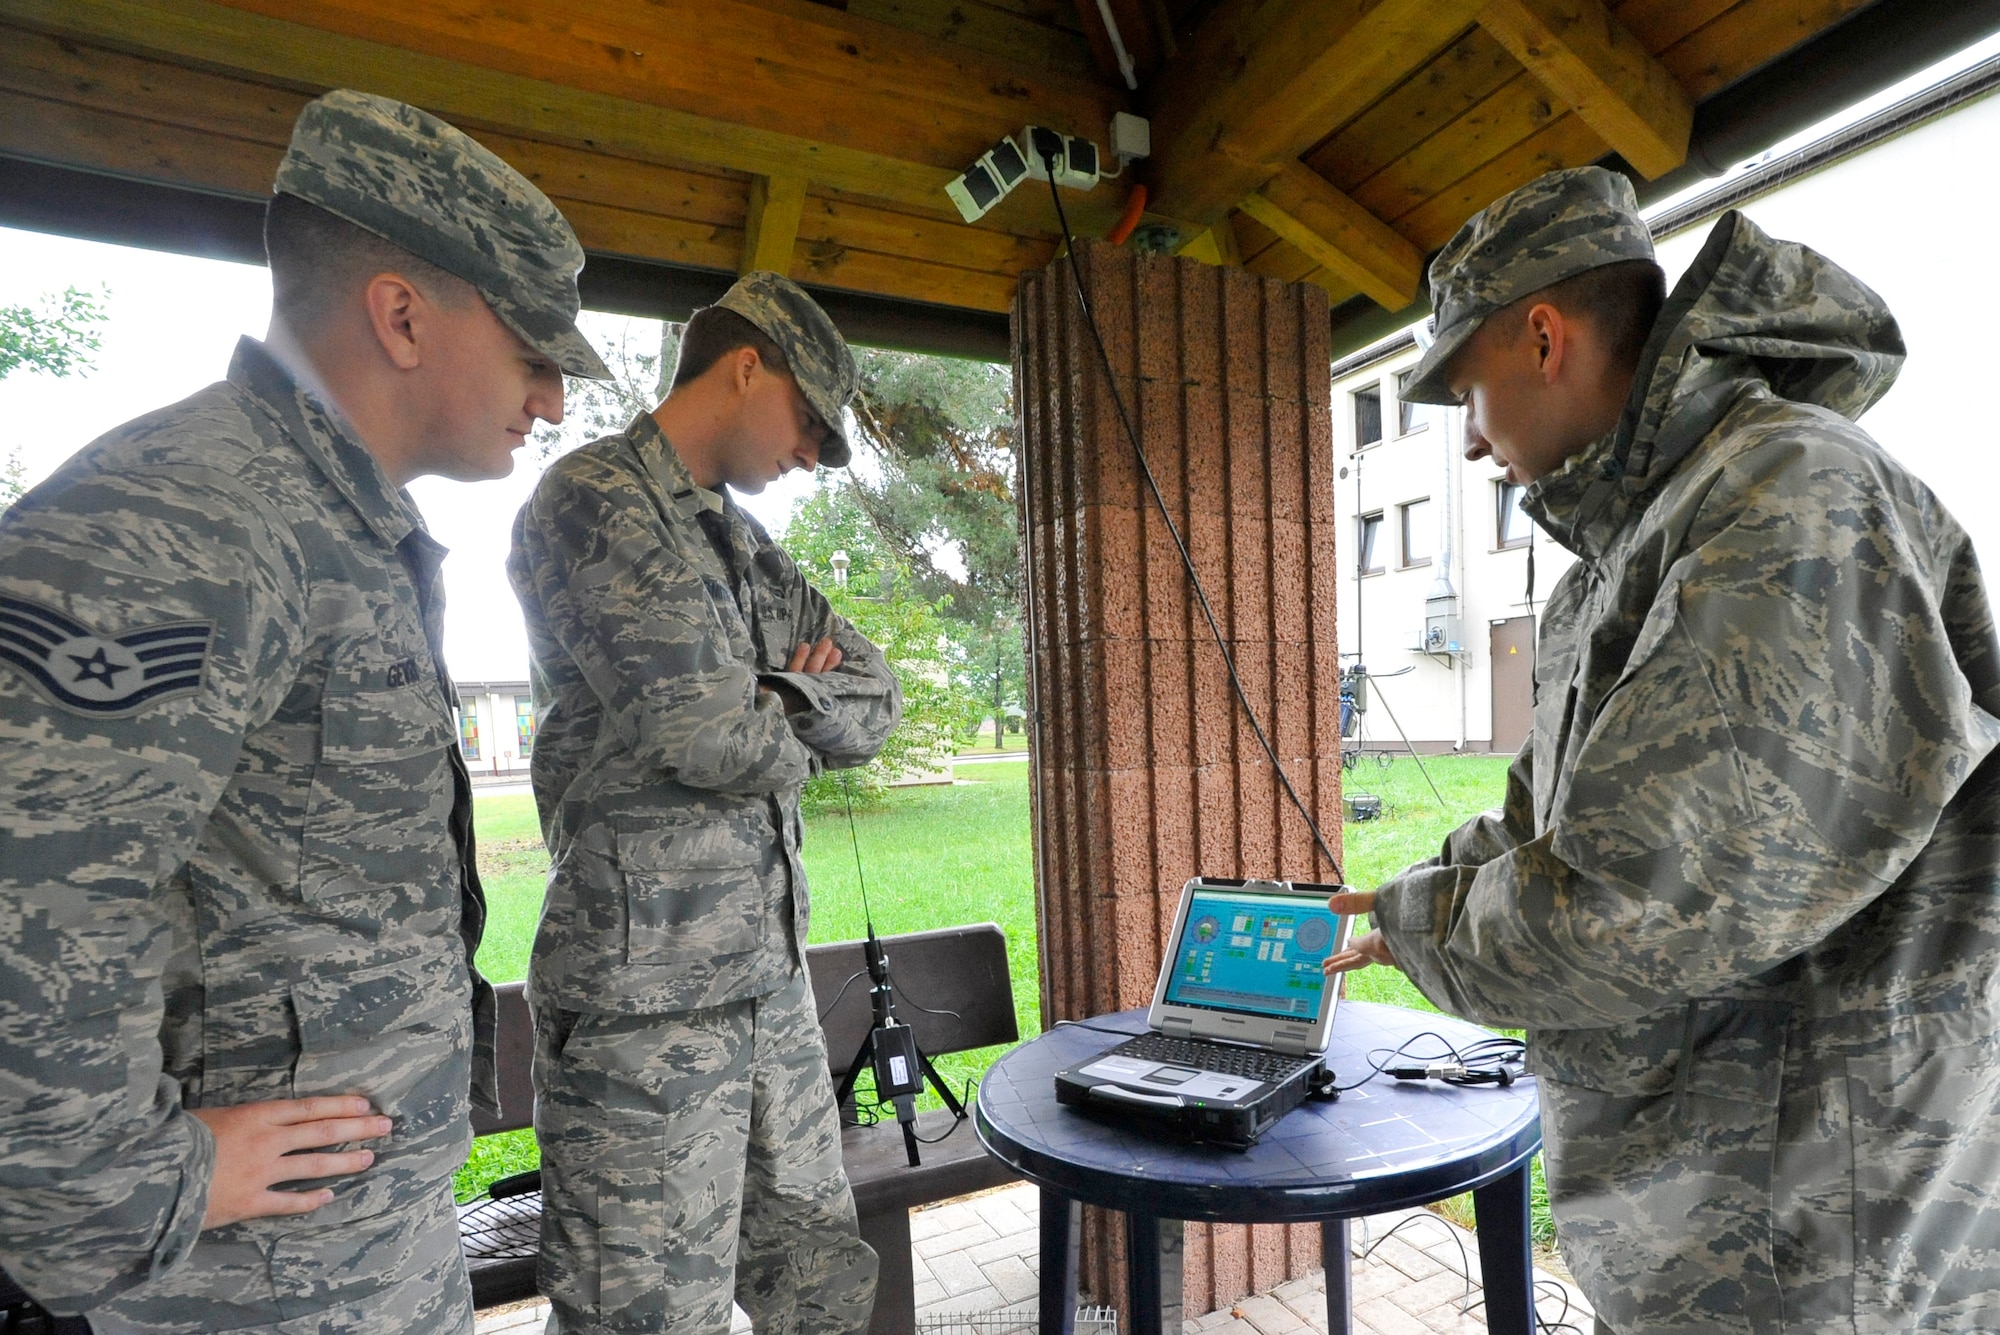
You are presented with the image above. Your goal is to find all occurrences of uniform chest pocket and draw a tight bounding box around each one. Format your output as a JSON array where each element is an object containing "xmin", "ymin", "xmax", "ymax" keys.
[
  {"xmin": 614, "ymin": 816, "xmax": 766, "ymax": 965},
  {"xmin": 301, "ymin": 678, "xmax": 457, "ymax": 902}
]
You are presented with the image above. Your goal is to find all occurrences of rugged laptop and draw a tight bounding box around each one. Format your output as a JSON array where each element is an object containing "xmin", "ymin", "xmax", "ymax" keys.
[{"xmin": 1054, "ymin": 876, "xmax": 1350, "ymax": 1148}]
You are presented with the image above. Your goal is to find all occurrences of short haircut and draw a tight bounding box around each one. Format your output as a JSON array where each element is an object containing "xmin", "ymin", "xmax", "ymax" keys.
[
  {"xmin": 671, "ymin": 306, "xmax": 790, "ymax": 389},
  {"xmin": 1517, "ymin": 258, "xmax": 1666, "ymax": 370},
  {"xmin": 264, "ymin": 191, "xmax": 475, "ymax": 329}
]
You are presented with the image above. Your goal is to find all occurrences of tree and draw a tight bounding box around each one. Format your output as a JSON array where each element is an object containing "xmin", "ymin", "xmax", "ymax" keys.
[
  {"xmin": 841, "ymin": 350, "xmax": 1026, "ymax": 745},
  {"xmin": 783, "ymin": 485, "xmax": 973, "ymax": 808},
  {"xmin": 1, "ymin": 286, "xmax": 108, "ymax": 508},
  {"xmin": 532, "ymin": 316, "xmax": 680, "ymax": 462}
]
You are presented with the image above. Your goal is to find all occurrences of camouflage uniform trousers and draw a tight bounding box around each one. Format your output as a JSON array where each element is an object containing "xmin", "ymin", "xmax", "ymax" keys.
[
  {"xmin": 83, "ymin": 1184, "xmax": 472, "ymax": 1335},
  {"xmin": 534, "ymin": 969, "xmax": 877, "ymax": 1335}
]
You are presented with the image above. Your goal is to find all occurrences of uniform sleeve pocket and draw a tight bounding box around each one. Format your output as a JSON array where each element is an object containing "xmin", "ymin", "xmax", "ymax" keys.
[{"xmin": 613, "ymin": 817, "xmax": 765, "ymax": 965}]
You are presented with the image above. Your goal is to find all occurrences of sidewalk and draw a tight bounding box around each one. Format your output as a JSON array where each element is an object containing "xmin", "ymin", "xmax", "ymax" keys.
[{"xmin": 475, "ymin": 1182, "xmax": 1595, "ymax": 1335}]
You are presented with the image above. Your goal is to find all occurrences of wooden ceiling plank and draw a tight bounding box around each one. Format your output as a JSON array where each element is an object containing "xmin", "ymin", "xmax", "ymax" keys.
[
  {"xmin": 1303, "ymin": 25, "xmax": 1525, "ymax": 192},
  {"xmin": 740, "ymin": 173, "xmax": 808, "ymax": 277},
  {"xmin": 206, "ymin": 0, "xmax": 1123, "ymax": 166},
  {"xmin": 792, "ymin": 241, "xmax": 1023, "ymax": 311},
  {"xmin": 1147, "ymin": 0, "xmax": 1489, "ymax": 224},
  {"xmin": 1611, "ymin": 0, "xmax": 1739, "ymax": 54},
  {"xmin": 1238, "ymin": 163, "xmax": 1422, "ymax": 308},
  {"xmin": 2, "ymin": 0, "xmax": 958, "ymax": 212},
  {"xmin": 555, "ymin": 197, "xmax": 745, "ymax": 275},
  {"xmin": 1240, "ymin": 235, "xmax": 1323, "ymax": 286},
  {"xmin": 844, "ymin": 0, "xmax": 1096, "ymax": 77},
  {"xmin": 1348, "ymin": 70, "xmax": 1564, "ymax": 223},
  {"xmin": 1657, "ymin": 0, "xmax": 1873, "ymax": 102},
  {"xmin": 0, "ymin": 21, "xmax": 300, "ymax": 148},
  {"xmin": 1477, "ymin": 0, "xmax": 1692, "ymax": 178},
  {"xmin": 1394, "ymin": 111, "xmax": 1606, "ymax": 250},
  {"xmin": 0, "ymin": 84, "xmax": 279, "ymax": 197},
  {"xmin": 798, "ymin": 195, "xmax": 1058, "ymax": 274}
]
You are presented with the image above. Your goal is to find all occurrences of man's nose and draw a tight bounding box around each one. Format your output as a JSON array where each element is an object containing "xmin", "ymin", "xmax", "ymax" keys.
[
  {"xmin": 532, "ymin": 373, "xmax": 565, "ymax": 427},
  {"xmin": 1463, "ymin": 420, "xmax": 1489, "ymax": 461}
]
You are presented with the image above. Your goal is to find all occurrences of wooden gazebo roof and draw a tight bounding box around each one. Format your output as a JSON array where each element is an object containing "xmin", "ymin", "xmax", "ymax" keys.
[{"xmin": 0, "ymin": 0, "xmax": 1990, "ymax": 357}]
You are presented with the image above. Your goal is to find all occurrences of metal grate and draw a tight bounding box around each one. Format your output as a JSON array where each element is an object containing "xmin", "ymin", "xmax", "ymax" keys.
[{"xmin": 916, "ymin": 1303, "xmax": 1119, "ymax": 1335}]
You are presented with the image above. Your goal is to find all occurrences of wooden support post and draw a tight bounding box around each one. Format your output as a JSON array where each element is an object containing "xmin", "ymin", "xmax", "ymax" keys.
[{"xmin": 741, "ymin": 173, "xmax": 808, "ymax": 277}]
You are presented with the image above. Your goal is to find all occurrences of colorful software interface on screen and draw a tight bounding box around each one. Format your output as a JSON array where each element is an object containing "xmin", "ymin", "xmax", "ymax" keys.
[{"xmin": 1163, "ymin": 889, "xmax": 1340, "ymax": 1020}]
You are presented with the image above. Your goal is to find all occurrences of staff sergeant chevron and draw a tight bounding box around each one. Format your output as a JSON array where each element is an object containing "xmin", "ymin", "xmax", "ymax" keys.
[{"xmin": 0, "ymin": 593, "xmax": 214, "ymax": 717}]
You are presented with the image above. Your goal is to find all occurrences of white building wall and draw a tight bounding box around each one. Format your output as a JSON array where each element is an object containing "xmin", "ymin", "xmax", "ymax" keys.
[{"xmin": 1331, "ymin": 350, "xmax": 1578, "ymax": 751}]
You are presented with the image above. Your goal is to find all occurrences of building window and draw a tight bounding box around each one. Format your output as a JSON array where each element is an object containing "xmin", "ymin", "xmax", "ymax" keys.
[
  {"xmin": 515, "ymin": 695, "xmax": 536, "ymax": 757},
  {"xmin": 1353, "ymin": 384, "xmax": 1382, "ymax": 448},
  {"xmin": 1497, "ymin": 481, "xmax": 1532, "ymax": 549},
  {"xmin": 1395, "ymin": 370, "xmax": 1428, "ymax": 435},
  {"xmin": 1358, "ymin": 511, "xmax": 1384, "ymax": 575},
  {"xmin": 458, "ymin": 708, "xmax": 481, "ymax": 762},
  {"xmin": 1400, "ymin": 499, "xmax": 1433, "ymax": 568}
]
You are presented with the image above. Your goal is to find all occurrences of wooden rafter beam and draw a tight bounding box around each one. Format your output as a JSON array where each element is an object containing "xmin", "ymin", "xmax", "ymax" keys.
[
  {"xmin": 1236, "ymin": 164, "xmax": 1421, "ymax": 310},
  {"xmin": 1146, "ymin": 0, "xmax": 1488, "ymax": 225},
  {"xmin": 0, "ymin": 0, "xmax": 1130, "ymax": 237},
  {"xmin": 1478, "ymin": 0, "xmax": 1691, "ymax": 179},
  {"xmin": 740, "ymin": 174, "xmax": 808, "ymax": 277},
  {"xmin": 207, "ymin": 0, "xmax": 1124, "ymax": 170}
]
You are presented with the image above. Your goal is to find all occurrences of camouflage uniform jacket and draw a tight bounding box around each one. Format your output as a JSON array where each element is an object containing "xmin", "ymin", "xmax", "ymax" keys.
[
  {"xmin": 0, "ymin": 338, "xmax": 497, "ymax": 1313},
  {"xmin": 1373, "ymin": 212, "xmax": 2000, "ymax": 1332},
  {"xmin": 508, "ymin": 415, "xmax": 900, "ymax": 1015}
]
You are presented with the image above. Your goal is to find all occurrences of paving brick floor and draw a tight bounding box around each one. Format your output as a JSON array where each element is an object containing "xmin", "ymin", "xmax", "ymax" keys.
[{"xmin": 473, "ymin": 1182, "xmax": 1595, "ymax": 1335}]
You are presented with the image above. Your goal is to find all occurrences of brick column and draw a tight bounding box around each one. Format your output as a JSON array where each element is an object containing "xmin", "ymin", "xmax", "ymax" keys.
[{"xmin": 1013, "ymin": 241, "xmax": 1344, "ymax": 1316}]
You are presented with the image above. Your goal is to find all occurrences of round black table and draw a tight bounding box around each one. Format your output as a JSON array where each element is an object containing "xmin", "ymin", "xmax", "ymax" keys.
[{"xmin": 973, "ymin": 1001, "xmax": 1542, "ymax": 1335}]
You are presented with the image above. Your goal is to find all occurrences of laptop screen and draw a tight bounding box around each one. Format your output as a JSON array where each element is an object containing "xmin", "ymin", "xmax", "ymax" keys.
[{"xmin": 1161, "ymin": 885, "xmax": 1342, "ymax": 1021}]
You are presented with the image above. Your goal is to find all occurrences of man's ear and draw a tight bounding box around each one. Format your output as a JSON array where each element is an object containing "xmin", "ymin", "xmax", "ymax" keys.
[
  {"xmin": 730, "ymin": 345, "xmax": 763, "ymax": 398},
  {"xmin": 1524, "ymin": 302, "xmax": 1569, "ymax": 384},
  {"xmin": 362, "ymin": 272, "xmax": 426, "ymax": 371}
]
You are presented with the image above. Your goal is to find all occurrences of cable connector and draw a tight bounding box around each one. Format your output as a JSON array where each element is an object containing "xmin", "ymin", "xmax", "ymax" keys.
[
  {"xmin": 1387, "ymin": 1061, "xmax": 1515, "ymax": 1087},
  {"xmin": 1388, "ymin": 1062, "xmax": 1468, "ymax": 1081}
]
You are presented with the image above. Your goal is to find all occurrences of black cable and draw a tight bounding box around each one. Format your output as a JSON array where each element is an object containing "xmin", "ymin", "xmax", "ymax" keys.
[
  {"xmin": 1332, "ymin": 1030, "xmax": 1526, "ymax": 1092},
  {"xmin": 817, "ymin": 969, "xmax": 869, "ymax": 1023},
  {"xmin": 1040, "ymin": 165, "xmax": 1344, "ymax": 886}
]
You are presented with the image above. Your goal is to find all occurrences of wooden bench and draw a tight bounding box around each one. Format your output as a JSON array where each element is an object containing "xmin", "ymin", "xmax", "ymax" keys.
[{"xmin": 460, "ymin": 923, "xmax": 1023, "ymax": 1334}]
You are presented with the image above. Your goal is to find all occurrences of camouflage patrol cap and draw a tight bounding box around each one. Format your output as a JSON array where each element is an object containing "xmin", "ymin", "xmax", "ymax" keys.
[
  {"xmin": 714, "ymin": 271, "xmax": 858, "ymax": 469},
  {"xmin": 1400, "ymin": 166, "xmax": 1655, "ymax": 405},
  {"xmin": 274, "ymin": 89, "xmax": 611, "ymax": 381}
]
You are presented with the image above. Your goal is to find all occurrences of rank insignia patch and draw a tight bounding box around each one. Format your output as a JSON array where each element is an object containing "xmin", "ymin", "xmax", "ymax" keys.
[{"xmin": 0, "ymin": 594, "xmax": 214, "ymax": 716}]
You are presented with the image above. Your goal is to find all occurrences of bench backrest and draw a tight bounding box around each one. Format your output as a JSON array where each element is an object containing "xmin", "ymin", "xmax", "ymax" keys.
[
  {"xmin": 471, "ymin": 922, "xmax": 1018, "ymax": 1136},
  {"xmin": 807, "ymin": 922, "xmax": 1018, "ymax": 1078}
]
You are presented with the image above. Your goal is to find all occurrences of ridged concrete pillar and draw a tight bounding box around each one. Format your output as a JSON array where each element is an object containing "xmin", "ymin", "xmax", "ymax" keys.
[{"xmin": 1013, "ymin": 241, "xmax": 1344, "ymax": 1317}]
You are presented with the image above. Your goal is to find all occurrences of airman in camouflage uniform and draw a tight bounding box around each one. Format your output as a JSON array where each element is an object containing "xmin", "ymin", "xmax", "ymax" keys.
[
  {"xmin": 509, "ymin": 272, "xmax": 897, "ymax": 1335},
  {"xmin": 512, "ymin": 271, "xmax": 896, "ymax": 1335},
  {"xmin": 1328, "ymin": 167, "xmax": 2000, "ymax": 1332},
  {"xmin": 0, "ymin": 89, "xmax": 607, "ymax": 1332}
]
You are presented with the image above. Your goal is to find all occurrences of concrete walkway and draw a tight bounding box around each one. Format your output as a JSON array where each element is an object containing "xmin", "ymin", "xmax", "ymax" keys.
[{"xmin": 475, "ymin": 1182, "xmax": 1595, "ymax": 1335}]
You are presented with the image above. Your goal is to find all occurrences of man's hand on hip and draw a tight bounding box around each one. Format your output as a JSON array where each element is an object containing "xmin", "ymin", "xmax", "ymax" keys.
[
  {"xmin": 191, "ymin": 1096, "xmax": 392, "ymax": 1228},
  {"xmin": 1321, "ymin": 891, "xmax": 1399, "ymax": 975}
]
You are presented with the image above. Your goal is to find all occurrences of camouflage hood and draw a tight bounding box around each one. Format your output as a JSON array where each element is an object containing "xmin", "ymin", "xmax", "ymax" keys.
[{"xmin": 1527, "ymin": 210, "xmax": 1905, "ymax": 558}]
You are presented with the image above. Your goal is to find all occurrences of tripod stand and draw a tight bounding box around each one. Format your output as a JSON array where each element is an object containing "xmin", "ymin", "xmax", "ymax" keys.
[{"xmin": 832, "ymin": 927, "xmax": 966, "ymax": 1167}]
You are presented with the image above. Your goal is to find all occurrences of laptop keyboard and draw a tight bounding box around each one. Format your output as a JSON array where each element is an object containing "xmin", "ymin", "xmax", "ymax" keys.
[{"xmin": 1117, "ymin": 1033, "xmax": 1316, "ymax": 1084}]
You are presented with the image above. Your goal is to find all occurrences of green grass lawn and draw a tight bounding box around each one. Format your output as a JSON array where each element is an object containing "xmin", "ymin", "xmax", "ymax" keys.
[{"xmin": 458, "ymin": 752, "xmax": 1555, "ymax": 1249}]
